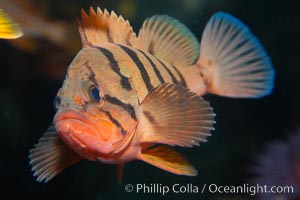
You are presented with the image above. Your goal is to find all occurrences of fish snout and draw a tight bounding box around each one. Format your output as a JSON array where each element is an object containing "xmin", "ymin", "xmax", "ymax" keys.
[{"xmin": 54, "ymin": 109, "xmax": 124, "ymax": 158}]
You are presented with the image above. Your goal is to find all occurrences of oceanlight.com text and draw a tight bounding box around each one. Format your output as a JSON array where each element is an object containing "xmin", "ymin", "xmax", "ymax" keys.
[{"xmin": 124, "ymin": 183, "xmax": 294, "ymax": 196}]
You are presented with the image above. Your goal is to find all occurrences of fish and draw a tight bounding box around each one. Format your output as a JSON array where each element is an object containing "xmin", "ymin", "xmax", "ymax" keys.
[
  {"xmin": 0, "ymin": 0, "xmax": 80, "ymax": 54},
  {"xmin": 28, "ymin": 7, "xmax": 275, "ymax": 183},
  {"xmin": 0, "ymin": 9, "xmax": 23, "ymax": 39}
]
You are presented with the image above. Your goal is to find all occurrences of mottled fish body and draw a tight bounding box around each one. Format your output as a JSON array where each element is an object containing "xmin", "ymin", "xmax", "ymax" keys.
[{"xmin": 29, "ymin": 7, "xmax": 274, "ymax": 183}]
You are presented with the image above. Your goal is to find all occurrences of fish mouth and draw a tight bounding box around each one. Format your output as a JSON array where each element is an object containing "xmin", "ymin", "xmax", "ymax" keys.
[
  {"xmin": 54, "ymin": 110, "xmax": 116, "ymax": 157},
  {"xmin": 54, "ymin": 110, "xmax": 105, "ymax": 133}
]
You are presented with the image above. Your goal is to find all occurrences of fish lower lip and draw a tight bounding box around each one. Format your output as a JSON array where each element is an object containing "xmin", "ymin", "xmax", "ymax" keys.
[
  {"xmin": 55, "ymin": 117, "xmax": 114, "ymax": 156},
  {"xmin": 56, "ymin": 119, "xmax": 90, "ymax": 144},
  {"xmin": 55, "ymin": 118, "xmax": 99, "ymax": 139},
  {"xmin": 54, "ymin": 110, "xmax": 102, "ymax": 138}
]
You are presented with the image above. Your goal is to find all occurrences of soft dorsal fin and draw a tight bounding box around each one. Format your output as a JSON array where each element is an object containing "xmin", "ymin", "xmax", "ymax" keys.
[
  {"xmin": 134, "ymin": 15, "xmax": 200, "ymax": 66},
  {"xmin": 78, "ymin": 7, "xmax": 137, "ymax": 47}
]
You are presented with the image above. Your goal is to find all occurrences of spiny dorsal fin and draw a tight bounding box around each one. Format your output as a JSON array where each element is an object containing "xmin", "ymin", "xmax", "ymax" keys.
[
  {"xmin": 134, "ymin": 15, "xmax": 200, "ymax": 66},
  {"xmin": 78, "ymin": 7, "xmax": 137, "ymax": 47}
]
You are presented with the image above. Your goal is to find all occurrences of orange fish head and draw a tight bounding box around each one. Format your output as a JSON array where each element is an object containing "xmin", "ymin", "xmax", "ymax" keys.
[
  {"xmin": 54, "ymin": 105, "xmax": 135, "ymax": 160},
  {"xmin": 52, "ymin": 47, "xmax": 139, "ymax": 161}
]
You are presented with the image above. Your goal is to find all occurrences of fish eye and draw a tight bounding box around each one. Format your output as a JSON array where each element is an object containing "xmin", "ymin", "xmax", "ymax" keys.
[
  {"xmin": 89, "ymin": 86, "xmax": 102, "ymax": 102},
  {"xmin": 53, "ymin": 95, "xmax": 61, "ymax": 111}
]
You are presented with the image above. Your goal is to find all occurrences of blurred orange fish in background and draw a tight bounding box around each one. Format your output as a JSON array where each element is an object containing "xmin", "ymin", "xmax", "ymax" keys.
[
  {"xmin": 0, "ymin": 0, "xmax": 81, "ymax": 80},
  {"xmin": 0, "ymin": 0, "xmax": 80, "ymax": 54},
  {"xmin": 28, "ymin": 5, "xmax": 275, "ymax": 183},
  {"xmin": 0, "ymin": 9, "xmax": 23, "ymax": 39}
]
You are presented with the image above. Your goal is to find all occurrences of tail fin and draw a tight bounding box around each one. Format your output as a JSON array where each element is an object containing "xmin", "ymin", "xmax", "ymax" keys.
[{"xmin": 197, "ymin": 12, "xmax": 275, "ymax": 98}]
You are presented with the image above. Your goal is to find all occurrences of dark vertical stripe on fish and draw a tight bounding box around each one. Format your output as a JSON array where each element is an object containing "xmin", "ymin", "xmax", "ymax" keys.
[
  {"xmin": 118, "ymin": 45, "xmax": 153, "ymax": 92},
  {"xmin": 102, "ymin": 110, "xmax": 126, "ymax": 135},
  {"xmin": 137, "ymin": 49, "xmax": 165, "ymax": 84},
  {"xmin": 155, "ymin": 57, "xmax": 178, "ymax": 84},
  {"xmin": 104, "ymin": 95, "xmax": 137, "ymax": 121},
  {"xmin": 171, "ymin": 65, "xmax": 187, "ymax": 87},
  {"xmin": 96, "ymin": 47, "xmax": 132, "ymax": 91},
  {"xmin": 85, "ymin": 62, "xmax": 99, "ymax": 86}
]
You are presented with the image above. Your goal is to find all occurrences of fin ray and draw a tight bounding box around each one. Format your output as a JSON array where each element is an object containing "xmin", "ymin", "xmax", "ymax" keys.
[
  {"xmin": 140, "ymin": 145, "xmax": 197, "ymax": 176},
  {"xmin": 134, "ymin": 15, "xmax": 199, "ymax": 66},
  {"xmin": 138, "ymin": 84, "xmax": 215, "ymax": 147},
  {"xmin": 198, "ymin": 12, "xmax": 274, "ymax": 98},
  {"xmin": 0, "ymin": 9, "xmax": 23, "ymax": 39},
  {"xmin": 29, "ymin": 125, "xmax": 82, "ymax": 182},
  {"xmin": 78, "ymin": 7, "xmax": 137, "ymax": 47}
]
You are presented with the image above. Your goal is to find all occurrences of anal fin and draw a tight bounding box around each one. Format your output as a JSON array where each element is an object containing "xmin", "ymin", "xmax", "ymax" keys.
[
  {"xmin": 29, "ymin": 125, "xmax": 82, "ymax": 182},
  {"xmin": 139, "ymin": 145, "xmax": 197, "ymax": 176}
]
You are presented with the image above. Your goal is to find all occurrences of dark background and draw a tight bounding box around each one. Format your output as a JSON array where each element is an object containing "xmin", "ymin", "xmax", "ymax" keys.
[{"xmin": 0, "ymin": 0, "xmax": 299, "ymax": 199}]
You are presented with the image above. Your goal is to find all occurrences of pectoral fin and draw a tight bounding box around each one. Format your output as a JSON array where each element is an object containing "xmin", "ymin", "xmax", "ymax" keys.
[
  {"xmin": 138, "ymin": 83, "xmax": 215, "ymax": 147},
  {"xmin": 140, "ymin": 145, "xmax": 197, "ymax": 176},
  {"xmin": 29, "ymin": 125, "xmax": 82, "ymax": 182}
]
